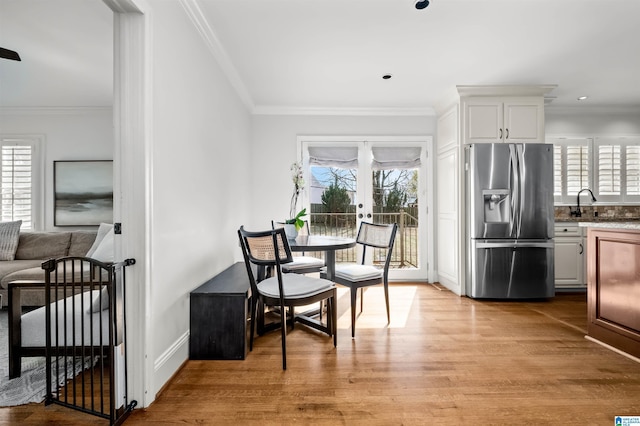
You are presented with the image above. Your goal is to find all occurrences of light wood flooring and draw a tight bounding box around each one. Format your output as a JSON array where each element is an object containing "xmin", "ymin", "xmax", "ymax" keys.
[{"xmin": 2, "ymin": 283, "xmax": 640, "ymax": 425}]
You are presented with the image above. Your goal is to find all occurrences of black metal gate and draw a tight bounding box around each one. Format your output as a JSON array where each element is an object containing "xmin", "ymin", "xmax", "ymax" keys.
[{"xmin": 42, "ymin": 257, "xmax": 137, "ymax": 425}]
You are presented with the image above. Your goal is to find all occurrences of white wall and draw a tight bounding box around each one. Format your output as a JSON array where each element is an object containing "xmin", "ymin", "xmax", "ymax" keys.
[
  {"xmin": 146, "ymin": 1, "xmax": 252, "ymax": 398},
  {"xmin": 546, "ymin": 107, "xmax": 640, "ymax": 136},
  {"xmin": 0, "ymin": 108, "xmax": 113, "ymax": 230},
  {"xmin": 249, "ymin": 114, "xmax": 435, "ymax": 229}
]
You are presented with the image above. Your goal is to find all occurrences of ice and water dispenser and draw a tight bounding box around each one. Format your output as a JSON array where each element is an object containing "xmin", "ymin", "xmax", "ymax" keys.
[{"xmin": 482, "ymin": 189, "xmax": 510, "ymax": 224}]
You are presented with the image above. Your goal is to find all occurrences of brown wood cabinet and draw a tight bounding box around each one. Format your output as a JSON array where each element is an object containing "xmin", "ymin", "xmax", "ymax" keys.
[{"xmin": 587, "ymin": 227, "xmax": 640, "ymax": 358}]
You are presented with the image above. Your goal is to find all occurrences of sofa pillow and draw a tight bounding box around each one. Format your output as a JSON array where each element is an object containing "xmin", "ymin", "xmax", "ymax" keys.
[
  {"xmin": 86, "ymin": 223, "xmax": 113, "ymax": 258},
  {"xmin": 87, "ymin": 285, "xmax": 110, "ymax": 313},
  {"xmin": 0, "ymin": 220, "xmax": 22, "ymax": 261},
  {"xmin": 91, "ymin": 228, "xmax": 114, "ymax": 263},
  {"xmin": 14, "ymin": 232, "xmax": 72, "ymax": 260},
  {"xmin": 68, "ymin": 231, "xmax": 99, "ymax": 257}
]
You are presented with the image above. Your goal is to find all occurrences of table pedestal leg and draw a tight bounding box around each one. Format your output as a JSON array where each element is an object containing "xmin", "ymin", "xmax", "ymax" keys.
[{"xmin": 325, "ymin": 250, "xmax": 336, "ymax": 281}]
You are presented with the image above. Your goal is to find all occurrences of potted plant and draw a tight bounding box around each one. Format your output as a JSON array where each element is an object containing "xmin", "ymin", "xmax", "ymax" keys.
[{"xmin": 284, "ymin": 162, "xmax": 306, "ymax": 239}]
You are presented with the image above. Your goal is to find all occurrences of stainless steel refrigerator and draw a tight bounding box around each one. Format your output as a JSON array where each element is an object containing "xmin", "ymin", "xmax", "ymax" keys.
[{"xmin": 465, "ymin": 143, "xmax": 554, "ymax": 299}]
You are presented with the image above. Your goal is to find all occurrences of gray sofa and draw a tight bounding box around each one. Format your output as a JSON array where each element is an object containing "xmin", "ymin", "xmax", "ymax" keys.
[{"xmin": 0, "ymin": 231, "xmax": 97, "ymax": 308}]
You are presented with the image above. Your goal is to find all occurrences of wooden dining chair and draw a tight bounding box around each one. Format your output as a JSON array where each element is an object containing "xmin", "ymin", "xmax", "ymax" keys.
[
  {"xmin": 324, "ymin": 222, "xmax": 398, "ymax": 338},
  {"xmin": 238, "ymin": 226, "xmax": 337, "ymax": 370}
]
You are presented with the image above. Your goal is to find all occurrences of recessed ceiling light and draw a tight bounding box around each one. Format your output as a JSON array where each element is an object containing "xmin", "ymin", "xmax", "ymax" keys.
[
  {"xmin": 577, "ymin": 96, "xmax": 588, "ymax": 101},
  {"xmin": 382, "ymin": 74, "xmax": 393, "ymax": 80},
  {"xmin": 415, "ymin": 0, "xmax": 430, "ymax": 9}
]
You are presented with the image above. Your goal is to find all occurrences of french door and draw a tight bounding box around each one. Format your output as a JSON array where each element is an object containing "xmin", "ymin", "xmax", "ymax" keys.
[{"xmin": 299, "ymin": 136, "xmax": 432, "ymax": 281}]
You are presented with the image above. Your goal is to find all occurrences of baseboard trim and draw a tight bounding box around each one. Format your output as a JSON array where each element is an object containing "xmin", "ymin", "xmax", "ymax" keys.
[
  {"xmin": 585, "ymin": 335, "xmax": 640, "ymax": 364},
  {"xmin": 153, "ymin": 330, "xmax": 190, "ymax": 396}
]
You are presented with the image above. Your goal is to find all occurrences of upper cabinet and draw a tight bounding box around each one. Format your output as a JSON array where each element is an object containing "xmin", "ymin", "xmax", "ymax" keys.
[
  {"xmin": 462, "ymin": 96, "xmax": 544, "ymax": 143},
  {"xmin": 454, "ymin": 85, "xmax": 556, "ymax": 144}
]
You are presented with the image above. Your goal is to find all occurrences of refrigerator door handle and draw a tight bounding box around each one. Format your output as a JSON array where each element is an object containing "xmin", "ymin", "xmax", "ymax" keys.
[
  {"xmin": 515, "ymin": 144, "xmax": 524, "ymax": 238},
  {"xmin": 475, "ymin": 241, "xmax": 554, "ymax": 249},
  {"xmin": 509, "ymin": 145, "xmax": 519, "ymax": 237}
]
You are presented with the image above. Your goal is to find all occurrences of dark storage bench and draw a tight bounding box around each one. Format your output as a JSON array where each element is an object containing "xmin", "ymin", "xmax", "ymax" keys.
[{"xmin": 189, "ymin": 262, "xmax": 251, "ymax": 360}]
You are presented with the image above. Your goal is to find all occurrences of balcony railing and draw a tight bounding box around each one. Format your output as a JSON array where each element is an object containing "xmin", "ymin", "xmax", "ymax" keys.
[{"xmin": 308, "ymin": 209, "xmax": 418, "ymax": 268}]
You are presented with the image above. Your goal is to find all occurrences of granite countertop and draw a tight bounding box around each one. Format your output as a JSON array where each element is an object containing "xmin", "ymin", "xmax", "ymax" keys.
[
  {"xmin": 556, "ymin": 218, "xmax": 640, "ymax": 224},
  {"xmin": 577, "ymin": 221, "xmax": 640, "ymax": 230}
]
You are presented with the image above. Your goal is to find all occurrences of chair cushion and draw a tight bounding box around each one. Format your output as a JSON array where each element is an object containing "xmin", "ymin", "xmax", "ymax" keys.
[
  {"xmin": 258, "ymin": 273, "xmax": 333, "ymax": 298},
  {"xmin": 334, "ymin": 264, "xmax": 382, "ymax": 281},
  {"xmin": 86, "ymin": 285, "xmax": 110, "ymax": 314},
  {"xmin": 282, "ymin": 256, "xmax": 325, "ymax": 271}
]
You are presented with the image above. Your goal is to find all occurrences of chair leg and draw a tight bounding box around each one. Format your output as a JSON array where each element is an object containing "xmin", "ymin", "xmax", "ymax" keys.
[
  {"xmin": 280, "ymin": 303, "xmax": 287, "ymax": 370},
  {"xmin": 331, "ymin": 292, "xmax": 337, "ymax": 347},
  {"xmin": 288, "ymin": 306, "xmax": 295, "ymax": 330},
  {"xmin": 350, "ymin": 287, "xmax": 357, "ymax": 339},
  {"xmin": 384, "ymin": 280, "xmax": 390, "ymax": 324},
  {"xmin": 249, "ymin": 297, "xmax": 258, "ymax": 351},
  {"xmin": 360, "ymin": 287, "xmax": 364, "ymax": 313}
]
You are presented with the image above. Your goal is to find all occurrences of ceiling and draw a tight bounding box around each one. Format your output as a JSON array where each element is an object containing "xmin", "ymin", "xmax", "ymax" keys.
[
  {"xmin": 0, "ymin": 0, "xmax": 113, "ymax": 108},
  {"xmin": 1, "ymin": 0, "xmax": 640, "ymax": 112}
]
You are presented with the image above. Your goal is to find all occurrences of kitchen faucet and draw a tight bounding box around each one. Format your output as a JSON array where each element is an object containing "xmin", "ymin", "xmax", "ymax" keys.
[{"xmin": 570, "ymin": 188, "xmax": 597, "ymax": 217}]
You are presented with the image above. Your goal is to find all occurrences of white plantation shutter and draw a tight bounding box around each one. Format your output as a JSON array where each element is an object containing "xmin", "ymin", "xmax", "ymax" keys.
[
  {"xmin": 566, "ymin": 144, "xmax": 590, "ymax": 196},
  {"xmin": 625, "ymin": 145, "xmax": 640, "ymax": 196},
  {"xmin": 1, "ymin": 138, "xmax": 41, "ymax": 230},
  {"xmin": 550, "ymin": 137, "xmax": 591, "ymax": 204},
  {"xmin": 553, "ymin": 145, "xmax": 562, "ymax": 196},
  {"xmin": 597, "ymin": 145, "xmax": 621, "ymax": 195},
  {"xmin": 594, "ymin": 137, "xmax": 640, "ymax": 203}
]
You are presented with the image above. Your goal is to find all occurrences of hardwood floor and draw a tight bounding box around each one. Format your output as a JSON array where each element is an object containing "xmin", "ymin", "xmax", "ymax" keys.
[{"xmin": 3, "ymin": 283, "xmax": 640, "ymax": 425}]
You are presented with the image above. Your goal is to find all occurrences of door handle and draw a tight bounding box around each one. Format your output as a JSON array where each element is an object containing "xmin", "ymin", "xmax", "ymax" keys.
[
  {"xmin": 506, "ymin": 128, "xmax": 509, "ymax": 139},
  {"xmin": 358, "ymin": 203, "xmax": 363, "ymax": 209},
  {"xmin": 358, "ymin": 213, "xmax": 363, "ymax": 218},
  {"xmin": 579, "ymin": 243, "xmax": 583, "ymax": 255},
  {"xmin": 476, "ymin": 241, "xmax": 554, "ymax": 249},
  {"xmin": 499, "ymin": 128, "xmax": 503, "ymax": 140},
  {"xmin": 366, "ymin": 213, "xmax": 372, "ymax": 218}
]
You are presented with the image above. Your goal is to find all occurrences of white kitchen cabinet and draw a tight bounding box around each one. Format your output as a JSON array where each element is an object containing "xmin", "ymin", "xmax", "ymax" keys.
[
  {"xmin": 554, "ymin": 223, "xmax": 587, "ymax": 289},
  {"xmin": 462, "ymin": 97, "xmax": 544, "ymax": 143}
]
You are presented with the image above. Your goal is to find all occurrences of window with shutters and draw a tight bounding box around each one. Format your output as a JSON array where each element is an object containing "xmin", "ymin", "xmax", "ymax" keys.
[
  {"xmin": 550, "ymin": 137, "xmax": 591, "ymax": 204},
  {"xmin": 551, "ymin": 136, "xmax": 640, "ymax": 205},
  {"xmin": 1, "ymin": 136, "xmax": 43, "ymax": 230},
  {"xmin": 594, "ymin": 137, "xmax": 640, "ymax": 203}
]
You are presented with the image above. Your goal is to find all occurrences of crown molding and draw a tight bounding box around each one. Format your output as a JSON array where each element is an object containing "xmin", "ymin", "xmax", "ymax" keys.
[
  {"xmin": 0, "ymin": 106, "xmax": 112, "ymax": 115},
  {"xmin": 252, "ymin": 105, "xmax": 436, "ymax": 117},
  {"xmin": 179, "ymin": 0, "xmax": 254, "ymax": 112},
  {"xmin": 457, "ymin": 84, "xmax": 557, "ymax": 97}
]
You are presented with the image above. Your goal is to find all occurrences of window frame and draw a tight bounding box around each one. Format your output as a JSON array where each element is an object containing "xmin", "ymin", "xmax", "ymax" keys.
[
  {"xmin": 550, "ymin": 135, "xmax": 640, "ymax": 206},
  {"xmin": 0, "ymin": 135, "xmax": 44, "ymax": 230}
]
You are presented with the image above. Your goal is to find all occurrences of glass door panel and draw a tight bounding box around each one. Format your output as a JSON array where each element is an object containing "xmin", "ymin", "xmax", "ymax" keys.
[
  {"xmin": 302, "ymin": 139, "xmax": 429, "ymax": 281},
  {"xmin": 372, "ymin": 168, "xmax": 419, "ymax": 270},
  {"xmin": 309, "ymin": 165, "xmax": 358, "ymax": 263}
]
